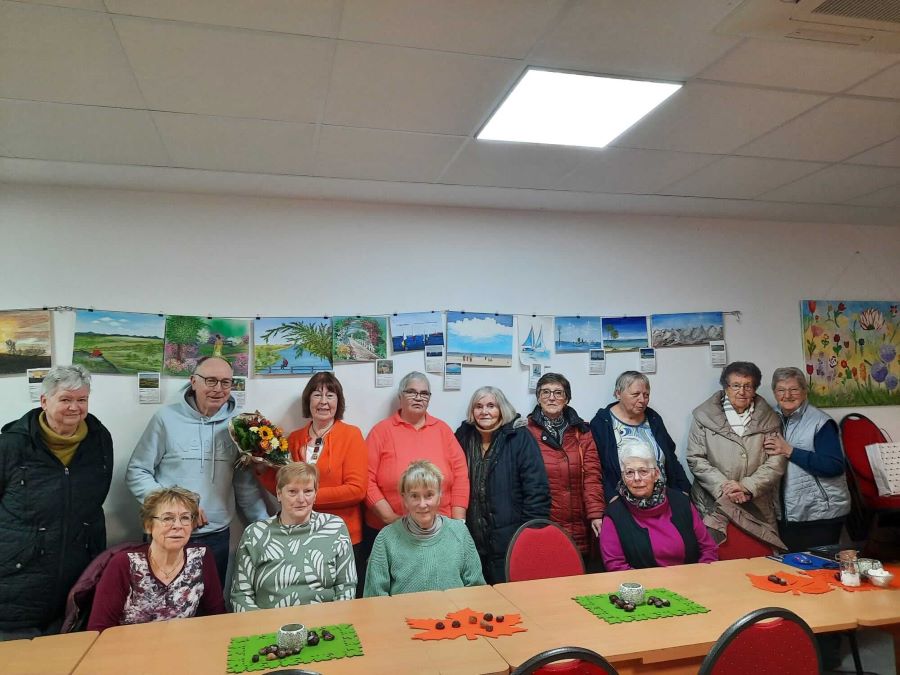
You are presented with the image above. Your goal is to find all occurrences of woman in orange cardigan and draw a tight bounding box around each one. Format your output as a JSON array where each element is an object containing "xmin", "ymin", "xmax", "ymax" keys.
[{"xmin": 258, "ymin": 373, "xmax": 368, "ymax": 581}]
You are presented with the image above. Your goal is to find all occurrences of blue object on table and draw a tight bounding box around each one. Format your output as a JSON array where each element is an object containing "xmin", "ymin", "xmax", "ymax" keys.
[{"xmin": 780, "ymin": 552, "xmax": 839, "ymax": 570}]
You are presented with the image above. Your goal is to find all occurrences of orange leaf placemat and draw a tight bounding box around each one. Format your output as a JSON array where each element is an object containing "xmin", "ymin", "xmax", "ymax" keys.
[
  {"xmin": 406, "ymin": 608, "xmax": 526, "ymax": 640},
  {"xmin": 748, "ymin": 564, "xmax": 900, "ymax": 595}
]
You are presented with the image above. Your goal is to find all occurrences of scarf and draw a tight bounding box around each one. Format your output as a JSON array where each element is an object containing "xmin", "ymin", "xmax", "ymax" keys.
[
  {"xmin": 39, "ymin": 412, "xmax": 88, "ymax": 467},
  {"xmin": 402, "ymin": 514, "xmax": 444, "ymax": 541},
  {"xmin": 722, "ymin": 393, "xmax": 754, "ymax": 437},
  {"xmin": 617, "ymin": 477, "xmax": 666, "ymax": 509}
]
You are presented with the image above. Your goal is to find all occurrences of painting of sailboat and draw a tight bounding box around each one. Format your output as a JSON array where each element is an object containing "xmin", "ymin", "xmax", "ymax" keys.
[{"xmin": 518, "ymin": 315, "xmax": 552, "ymax": 365}]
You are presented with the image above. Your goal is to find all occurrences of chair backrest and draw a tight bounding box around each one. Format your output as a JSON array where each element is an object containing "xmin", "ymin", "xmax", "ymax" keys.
[
  {"xmin": 699, "ymin": 607, "xmax": 821, "ymax": 675},
  {"xmin": 513, "ymin": 646, "xmax": 619, "ymax": 675},
  {"xmin": 839, "ymin": 413, "xmax": 899, "ymax": 509},
  {"xmin": 505, "ymin": 519, "xmax": 585, "ymax": 582},
  {"xmin": 61, "ymin": 541, "xmax": 144, "ymax": 633},
  {"xmin": 715, "ymin": 523, "xmax": 773, "ymax": 561}
]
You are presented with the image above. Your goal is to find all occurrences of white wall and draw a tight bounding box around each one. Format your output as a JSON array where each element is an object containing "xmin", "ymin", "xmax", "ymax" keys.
[{"xmin": 2, "ymin": 184, "xmax": 898, "ymax": 545}]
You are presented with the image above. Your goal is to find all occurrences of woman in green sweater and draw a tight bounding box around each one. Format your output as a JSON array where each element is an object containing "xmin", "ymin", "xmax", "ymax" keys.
[
  {"xmin": 364, "ymin": 460, "xmax": 484, "ymax": 597},
  {"xmin": 231, "ymin": 462, "xmax": 356, "ymax": 610}
]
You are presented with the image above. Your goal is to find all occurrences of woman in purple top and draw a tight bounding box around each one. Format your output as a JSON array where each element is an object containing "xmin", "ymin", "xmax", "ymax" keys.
[
  {"xmin": 601, "ymin": 439, "xmax": 717, "ymax": 571},
  {"xmin": 88, "ymin": 487, "xmax": 224, "ymax": 632}
]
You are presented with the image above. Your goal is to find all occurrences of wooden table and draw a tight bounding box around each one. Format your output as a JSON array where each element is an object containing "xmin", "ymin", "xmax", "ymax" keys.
[
  {"xmin": 0, "ymin": 631, "xmax": 98, "ymax": 674},
  {"xmin": 73, "ymin": 591, "xmax": 509, "ymax": 675},
  {"xmin": 488, "ymin": 557, "xmax": 893, "ymax": 674}
]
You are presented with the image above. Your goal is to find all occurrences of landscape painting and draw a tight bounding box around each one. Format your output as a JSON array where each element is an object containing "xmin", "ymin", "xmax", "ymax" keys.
[
  {"xmin": 72, "ymin": 310, "xmax": 165, "ymax": 375},
  {"xmin": 601, "ymin": 316, "xmax": 649, "ymax": 352},
  {"xmin": 802, "ymin": 300, "xmax": 899, "ymax": 407},
  {"xmin": 651, "ymin": 312, "xmax": 724, "ymax": 348},
  {"xmin": 254, "ymin": 317, "xmax": 332, "ymax": 375},
  {"xmin": 163, "ymin": 316, "xmax": 250, "ymax": 376},
  {"xmin": 390, "ymin": 312, "xmax": 444, "ymax": 353},
  {"xmin": 0, "ymin": 309, "xmax": 52, "ymax": 375},
  {"xmin": 518, "ymin": 315, "xmax": 552, "ymax": 365},
  {"xmin": 554, "ymin": 316, "xmax": 603, "ymax": 353},
  {"xmin": 446, "ymin": 311, "xmax": 513, "ymax": 367},
  {"xmin": 332, "ymin": 316, "xmax": 388, "ymax": 363}
]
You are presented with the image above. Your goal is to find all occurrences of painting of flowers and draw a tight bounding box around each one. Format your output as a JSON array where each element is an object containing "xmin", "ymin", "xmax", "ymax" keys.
[
  {"xmin": 801, "ymin": 300, "xmax": 900, "ymax": 407},
  {"xmin": 163, "ymin": 316, "xmax": 250, "ymax": 377},
  {"xmin": 332, "ymin": 316, "xmax": 388, "ymax": 362}
]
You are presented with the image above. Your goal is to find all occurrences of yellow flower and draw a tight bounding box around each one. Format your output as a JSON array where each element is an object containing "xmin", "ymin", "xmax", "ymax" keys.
[{"xmin": 257, "ymin": 426, "xmax": 274, "ymax": 440}]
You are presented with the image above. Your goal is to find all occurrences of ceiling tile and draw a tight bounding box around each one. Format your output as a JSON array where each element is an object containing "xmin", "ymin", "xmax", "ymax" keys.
[
  {"xmin": 530, "ymin": 0, "xmax": 740, "ymax": 80},
  {"xmin": 612, "ymin": 82, "xmax": 825, "ymax": 154},
  {"xmin": 557, "ymin": 147, "xmax": 717, "ymax": 194},
  {"xmin": 846, "ymin": 137, "xmax": 900, "ymax": 167},
  {"xmin": 699, "ymin": 39, "xmax": 899, "ymax": 93},
  {"xmin": 339, "ymin": 0, "xmax": 566, "ymax": 58},
  {"xmin": 152, "ymin": 113, "xmax": 317, "ymax": 175},
  {"xmin": 0, "ymin": 2, "xmax": 145, "ymax": 107},
  {"xmin": 113, "ymin": 17, "xmax": 332, "ymax": 121},
  {"xmin": 663, "ymin": 156, "xmax": 827, "ymax": 199},
  {"xmin": 440, "ymin": 141, "xmax": 587, "ymax": 189},
  {"xmin": 324, "ymin": 42, "xmax": 520, "ymax": 135},
  {"xmin": 105, "ymin": 0, "xmax": 342, "ymax": 37},
  {"xmin": 847, "ymin": 184, "xmax": 900, "ymax": 207},
  {"xmin": 0, "ymin": 99, "xmax": 169, "ymax": 165},
  {"xmin": 739, "ymin": 97, "xmax": 900, "ymax": 162},
  {"xmin": 759, "ymin": 164, "xmax": 900, "ymax": 204},
  {"xmin": 848, "ymin": 62, "xmax": 900, "ymax": 99},
  {"xmin": 315, "ymin": 126, "xmax": 465, "ymax": 182}
]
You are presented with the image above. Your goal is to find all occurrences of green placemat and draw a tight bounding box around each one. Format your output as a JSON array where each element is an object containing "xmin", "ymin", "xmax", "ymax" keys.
[
  {"xmin": 573, "ymin": 588, "xmax": 709, "ymax": 625},
  {"xmin": 226, "ymin": 623, "xmax": 363, "ymax": 673}
]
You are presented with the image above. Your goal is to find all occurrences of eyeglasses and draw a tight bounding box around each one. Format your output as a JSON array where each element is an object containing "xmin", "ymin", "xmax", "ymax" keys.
[
  {"xmin": 774, "ymin": 387, "xmax": 803, "ymax": 396},
  {"xmin": 726, "ymin": 383, "xmax": 756, "ymax": 392},
  {"xmin": 623, "ymin": 468, "xmax": 653, "ymax": 480},
  {"xmin": 152, "ymin": 514, "xmax": 194, "ymax": 527},
  {"xmin": 539, "ymin": 389, "xmax": 567, "ymax": 400},
  {"xmin": 193, "ymin": 375, "xmax": 233, "ymax": 389},
  {"xmin": 402, "ymin": 389, "xmax": 432, "ymax": 400},
  {"xmin": 310, "ymin": 391, "xmax": 338, "ymax": 401}
]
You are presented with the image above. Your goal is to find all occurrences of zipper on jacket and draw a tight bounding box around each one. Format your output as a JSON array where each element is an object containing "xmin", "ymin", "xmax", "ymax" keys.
[
  {"xmin": 813, "ymin": 476, "xmax": 829, "ymax": 504},
  {"xmin": 55, "ymin": 466, "xmax": 71, "ymax": 610}
]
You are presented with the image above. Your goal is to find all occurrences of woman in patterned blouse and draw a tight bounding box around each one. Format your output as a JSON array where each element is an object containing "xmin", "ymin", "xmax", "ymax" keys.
[
  {"xmin": 87, "ymin": 487, "xmax": 224, "ymax": 631},
  {"xmin": 231, "ymin": 462, "xmax": 356, "ymax": 610}
]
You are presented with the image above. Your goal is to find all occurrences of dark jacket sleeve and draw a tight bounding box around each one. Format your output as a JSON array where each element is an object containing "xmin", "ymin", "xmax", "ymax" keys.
[
  {"xmin": 198, "ymin": 547, "xmax": 226, "ymax": 616},
  {"xmin": 649, "ymin": 410, "xmax": 692, "ymax": 493},
  {"xmin": 788, "ymin": 420, "xmax": 845, "ymax": 478},
  {"xmin": 516, "ymin": 429, "xmax": 551, "ymax": 522},
  {"xmin": 87, "ymin": 552, "xmax": 130, "ymax": 632},
  {"xmin": 590, "ymin": 408, "xmax": 621, "ymax": 498}
]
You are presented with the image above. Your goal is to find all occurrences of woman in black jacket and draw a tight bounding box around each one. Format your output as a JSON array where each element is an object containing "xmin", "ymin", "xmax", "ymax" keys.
[
  {"xmin": 455, "ymin": 386, "xmax": 550, "ymax": 583},
  {"xmin": 0, "ymin": 365, "xmax": 113, "ymax": 639}
]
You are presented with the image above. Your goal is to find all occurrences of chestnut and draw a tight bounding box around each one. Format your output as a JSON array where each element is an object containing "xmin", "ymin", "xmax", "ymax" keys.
[
  {"xmin": 496, "ymin": 615, "xmax": 505, "ymax": 623},
  {"xmin": 484, "ymin": 613, "xmax": 494, "ymax": 621},
  {"xmin": 321, "ymin": 630, "xmax": 335, "ymax": 641},
  {"xmin": 307, "ymin": 635, "xmax": 320, "ymax": 647},
  {"xmin": 451, "ymin": 620, "xmax": 461, "ymax": 628},
  {"xmin": 435, "ymin": 622, "xmax": 445, "ymax": 630},
  {"xmin": 623, "ymin": 603, "xmax": 635, "ymax": 612},
  {"xmin": 485, "ymin": 624, "xmax": 494, "ymax": 632},
  {"xmin": 266, "ymin": 653, "xmax": 277, "ymax": 661},
  {"xmin": 662, "ymin": 599, "xmax": 670, "ymax": 607},
  {"xmin": 251, "ymin": 655, "xmax": 260, "ymax": 663},
  {"xmin": 609, "ymin": 594, "xmax": 620, "ymax": 604},
  {"xmin": 468, "ymin": 616, "xmax": 478, "ymax": 624}
]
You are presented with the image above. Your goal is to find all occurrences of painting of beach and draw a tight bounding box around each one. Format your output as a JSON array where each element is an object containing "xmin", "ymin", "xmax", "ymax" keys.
[
  {"xmin": 601, "ymin": 316, "xmax": 649, "ymax": 352},
  {"xmin": 446, "ymin": 311, "xmax": 513, "ymax": 367},
  {"xmin": 254, "ymin": 317, "xmax": 333, "ymax": 375},
  {"xmin": 554, "ymin": 316, "xmax": 603, "ymax": 352},
  {"xmin": 518, "ymin": 315, "xmax": 552, "ymax": 364},
  {"xmin": 390, "ymin": 312, "xmax": 444, "ymax": 353},
  {"xmin": 332, "ymin": 316, "xmax": 388, "ymax": 362},
  {"xmin": 0, "ymin": 309, "xmax": 52, "ymax": 375},
  {"xmin": 651, "ymin": 312, "xmax": 724, "ymax": 348},
  {"xmin": 73, "ymin": 310, "xmax": 165, "ymax": 375}
]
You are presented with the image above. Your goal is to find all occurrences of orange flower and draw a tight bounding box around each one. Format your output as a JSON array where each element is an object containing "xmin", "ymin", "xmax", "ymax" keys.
[{"xmin": 260, "ymin": 439, "xmax": 270, "ymax": 451}]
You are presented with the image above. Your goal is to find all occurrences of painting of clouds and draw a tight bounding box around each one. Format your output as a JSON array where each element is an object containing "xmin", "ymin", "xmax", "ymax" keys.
[
  {"xmin": 651, "ymin": 312, "xmax": 724, "ymax": 347},
  {"xmin": 554, "ymin": 316, "xmax": 603, "ymax": 353},
  {"xmin": 73, "ymin": 310, "xmax": 165, "ymax": 374},
  {"xmin": 446, "ymin": 311, "xmax": 514, "ymax": 367}
]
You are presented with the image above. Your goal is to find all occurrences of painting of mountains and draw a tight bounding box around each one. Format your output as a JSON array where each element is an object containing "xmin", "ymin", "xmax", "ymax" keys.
[
  {"xmin": 73, "ymin": 310, "xmax": 165, "ymax": 374},
  {"xmin": 651, "ymin": 312, "xmax": 724, "ymax": 348}
]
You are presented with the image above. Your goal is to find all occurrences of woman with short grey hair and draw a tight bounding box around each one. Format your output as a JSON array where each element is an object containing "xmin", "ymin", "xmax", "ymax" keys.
[{"xmin": 0, "ymin": 365, "xmax": 114, "ymax": 639}]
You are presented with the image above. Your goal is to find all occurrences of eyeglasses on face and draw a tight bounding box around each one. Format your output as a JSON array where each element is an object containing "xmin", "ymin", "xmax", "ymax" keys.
[
  {"xmin": 726, "ymin": 383, "xmax": 756, "ymax": 392},
  {"xmin": 402, "ymin": 389, "xmax": 432, "ymax": 400},
  {"xmin": 193, "ymin": 375, "xmax": 233, "ymax": 389},
  {"xmin": 623, "ymin": 468, "xmax": 653, "ymax": 480},
  {"xmin": 152, "ymin": 514, "xmax": 194, "ymax": 527},
  {"xmin": 310, "ymin": 390, "xmax": 338, "ymax": 401},
  {"xmin": 539, "ymin": 389, "xmax": 567, "ymax": 399},
  {"xmin": 774, "ymin": 387, "xmax": 802, "ymax": 396}
]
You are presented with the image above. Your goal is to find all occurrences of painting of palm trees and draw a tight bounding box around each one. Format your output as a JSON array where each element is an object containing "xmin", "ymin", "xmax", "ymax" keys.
[{"xmin": 254, "ymin": 317, "xmax": 333, "ymax": 375}]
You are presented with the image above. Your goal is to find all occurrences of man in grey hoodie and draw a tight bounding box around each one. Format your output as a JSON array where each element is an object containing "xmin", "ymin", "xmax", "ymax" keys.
[{"xmin": 126, "ymin": 356, "xmax": 268, "ymax": 585}]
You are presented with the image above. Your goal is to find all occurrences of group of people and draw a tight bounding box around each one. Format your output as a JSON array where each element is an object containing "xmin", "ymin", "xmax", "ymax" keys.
[{"xmin": 0, "ymin": 356, "xmax": 852, "ymax": 640}]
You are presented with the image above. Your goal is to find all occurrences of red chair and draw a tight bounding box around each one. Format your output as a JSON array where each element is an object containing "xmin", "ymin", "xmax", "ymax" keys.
[
  {"xmin": 698, "ymin": 607, "xmax": 821, "ymax": 675},
  {"xmin": 512, "ymin": 646, "xmax": 619, "ymax": 675},
  {"xmin": 716, "ymin": 523, "xmax": 774, "ymax": 561},
  {"xmin": 505, "ymin": 519, "xmax": 585, "ymax": 582},
  {"xmin": 840, "ymin": 414, "xmax": 900, "ymax": 537}
]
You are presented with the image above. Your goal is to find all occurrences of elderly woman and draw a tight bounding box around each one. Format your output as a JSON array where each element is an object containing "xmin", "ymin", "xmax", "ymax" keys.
[
  {"xmin": 591, "ymin": 371, "xmax": 691, "ymax": 497},
  {"xmin": 0, "ymin": 365, "xmax": 113, "ymax": 639},
  {"xmin": 687, "ymin": 362, "xmax": 787, "ymax": 554},
  {"xmin": 364, "ymin": 460, "xmax": 484, "ymax": 596},
  {"xmin": 766, "ymin": 367, "xmax": 850, "ymax": 552},
  {"xmin": 231, "ymin": 463, "xmax": 356, "ymax": 610},
  {"xmin": 258, "ymin": 373, "xmax": 367, "ymax": 574},
  {"xmin": 455, "ymin": 386, "xmax": 550, "ymax": 583},
  {"xmin": 527, "ymin": 372, "xmax": 605, "ymax": 558},
  {"xmin": 601, "ymin": 440, "xmax": 717, "ymax": 571},
  {"xmin": 88, "ymin": 488, "xmax": 224, "ymax": 631},
  {"xmin": 365, "ymin": 372, "xmax": 469, "ymax": 533}
]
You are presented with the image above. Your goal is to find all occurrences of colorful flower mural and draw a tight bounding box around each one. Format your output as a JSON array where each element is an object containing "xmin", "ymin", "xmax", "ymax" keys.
[{"xmin": 801, "ymin": 300, "xmax": 900, "ymax": 407}]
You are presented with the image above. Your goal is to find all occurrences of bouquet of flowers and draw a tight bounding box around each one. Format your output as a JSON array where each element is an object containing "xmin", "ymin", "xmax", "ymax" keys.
[{"xmin": 228, "ymin": 411, "xmax": 289, "ymax": 468}]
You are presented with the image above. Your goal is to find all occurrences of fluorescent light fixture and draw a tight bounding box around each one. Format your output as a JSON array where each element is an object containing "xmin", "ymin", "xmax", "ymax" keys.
[{"xmin": 478, "ymin": 68, "xmax": 681, "ymax": 149}]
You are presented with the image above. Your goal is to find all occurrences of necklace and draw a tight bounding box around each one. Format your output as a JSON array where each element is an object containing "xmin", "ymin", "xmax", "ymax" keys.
[
  {"xmin": 149, "ymin": 548, "xmax": 183, "ymax": 579},
  {"xmin": 310, "ymin": 420, "xmax": 334, "ymax": 440}
]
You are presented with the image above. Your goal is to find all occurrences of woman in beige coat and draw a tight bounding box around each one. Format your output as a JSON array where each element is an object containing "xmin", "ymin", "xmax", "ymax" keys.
[{"xmin": 686, "ymin": 362, "xmax": 787, "ymax": 553}]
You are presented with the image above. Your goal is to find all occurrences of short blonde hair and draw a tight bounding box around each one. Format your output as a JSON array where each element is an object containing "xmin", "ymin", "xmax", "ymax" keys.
[
  {"xmin": 141, "ymin": 487, "xmax": 200, "ymax": 532},
  {"xmin": 398, "ymin": 459, "xmax": 443, "ymax": 496},
  {"xmin": 276, "ymin": 461, "xmax": 319, "ymax": 491}
]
